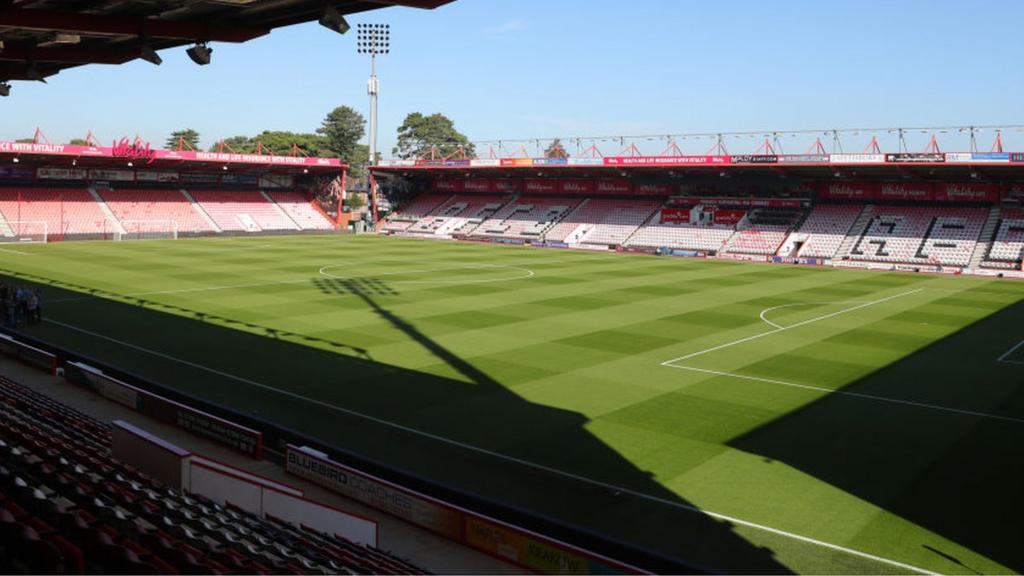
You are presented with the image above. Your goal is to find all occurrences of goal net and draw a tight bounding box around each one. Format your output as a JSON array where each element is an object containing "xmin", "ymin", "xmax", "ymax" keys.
[
  {"xmin": 2, "ymin": 221, "xmax": 48, "ymax": 243},
  {"xmin": 116, "ymin": 220, "xmax": 179, "ymax": 241}
]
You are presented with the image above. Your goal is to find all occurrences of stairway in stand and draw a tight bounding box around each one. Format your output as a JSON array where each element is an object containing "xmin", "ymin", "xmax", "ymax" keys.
[
  {"xmin": 833, "ymin": 205, "xmax": 875, "ymax": 260},
  {"xmin": 967, "ymin": 205, "xmax": 1002, "ymax": 270}
]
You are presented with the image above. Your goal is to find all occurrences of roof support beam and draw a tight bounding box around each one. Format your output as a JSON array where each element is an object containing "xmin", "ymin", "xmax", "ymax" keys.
[
  {"xmin": 0, "ymin": 62, "xmax": 61, "ymax": 81},
  {"xmin": 0, "ymin": 45, "xmax": 138, "ymax": 65},
  {"xmin": 0, "ymin": 8, "xmax": 269, "ymax": 42}
]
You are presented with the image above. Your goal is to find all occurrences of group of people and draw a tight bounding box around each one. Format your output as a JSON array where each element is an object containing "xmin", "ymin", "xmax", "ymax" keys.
[{"xmin": 1, "ymin": 284, "xmax": 42, "ymax": 327}]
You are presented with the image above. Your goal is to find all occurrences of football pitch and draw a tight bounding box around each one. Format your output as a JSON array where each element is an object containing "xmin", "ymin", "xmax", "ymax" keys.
[{"xmin": 2, "ymin": 234, "xmax": 1022, "ymax": 574}]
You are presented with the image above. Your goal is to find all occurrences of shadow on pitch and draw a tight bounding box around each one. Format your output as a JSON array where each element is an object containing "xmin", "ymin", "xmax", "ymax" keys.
[
  {"xmin": 0, "ymin": 267, "xmax": 374, "ymax": 360},
  {"xmin": 728, "ymin": 293, "xmax": 1024, "ymax": 572},
  {"xmin": 1, "ymin": 268, "xmax": 790, "ymax": 574}
]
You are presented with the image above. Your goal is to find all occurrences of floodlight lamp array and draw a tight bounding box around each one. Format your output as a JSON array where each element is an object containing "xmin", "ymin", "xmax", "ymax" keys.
[{"xmin": 356, "ymin": 23, "xmax": 390, "ymax": 55}]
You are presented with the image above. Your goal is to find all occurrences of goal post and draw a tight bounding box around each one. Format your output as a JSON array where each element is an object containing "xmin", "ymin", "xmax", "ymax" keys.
[
  {"xmin": 2, "ymin": 221, "xmax": 48, "ymax": 243},
  {"xmin": 116, "ymin": 220, "xmax": 179, "ymax": 241}
]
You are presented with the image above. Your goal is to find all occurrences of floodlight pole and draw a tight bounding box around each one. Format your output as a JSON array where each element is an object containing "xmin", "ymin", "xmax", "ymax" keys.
[
  {"xmin": 358, "ymin": 23, "xmax": 389, "ymax": 228},
  {"xmin": 368, "ymin": 52, "xmax": 379, "ymax": 175}
]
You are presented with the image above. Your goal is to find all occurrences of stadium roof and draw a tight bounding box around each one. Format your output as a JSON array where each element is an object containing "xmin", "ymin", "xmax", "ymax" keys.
[
  {"xmin": 371, "ymin": 152, "xmax": 1024, "ymax": 183},
  {"xmin": 0, "ymin": 0, "xmax": 453, "ymax": 83},
  {"xmin": 0, "ymin": 138, "xmax": 347, "ymax": 174}
]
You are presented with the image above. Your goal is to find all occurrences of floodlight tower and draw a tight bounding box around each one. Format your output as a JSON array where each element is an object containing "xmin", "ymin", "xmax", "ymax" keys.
[
  {"xmin": 357, "ymin": 24, "xmax": 390, "ymax": 171},
  {"xmin": 357, "ymin": 23, "xmax": 389, "ymax": 225}
]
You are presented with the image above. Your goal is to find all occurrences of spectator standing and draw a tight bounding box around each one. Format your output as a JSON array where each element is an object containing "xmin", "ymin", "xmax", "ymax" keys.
[{"xmin": 26, "ymin": 292, "xmax": 38, "ymax": 324}]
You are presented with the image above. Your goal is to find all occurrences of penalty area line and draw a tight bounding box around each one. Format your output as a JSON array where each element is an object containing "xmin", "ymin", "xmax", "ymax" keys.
[
  {"xmin": 662, "ymin": 288, "xmax": 1023, "ymax": 424},
  {"xmin": 661, "ymin": 289, "xmax": 924, "ymax": 366},
  {"xmin": 996, "ymin": 339, "xmax": 1024, "ymax": 365},
  {"xmin": 38, "ymin": 316, "xmax": 933, "ymax": 575}
]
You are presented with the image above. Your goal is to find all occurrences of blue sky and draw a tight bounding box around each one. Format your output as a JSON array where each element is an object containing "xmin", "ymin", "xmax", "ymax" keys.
[{"xmin": 2, "ymin": 0, "xmax": 1022, "ymax": 156}]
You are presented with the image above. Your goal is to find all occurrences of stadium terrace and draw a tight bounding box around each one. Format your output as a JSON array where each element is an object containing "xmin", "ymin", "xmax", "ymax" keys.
[{"xmin": 369, "ymin": 146, "xmax": 1024, "ymax": 278}]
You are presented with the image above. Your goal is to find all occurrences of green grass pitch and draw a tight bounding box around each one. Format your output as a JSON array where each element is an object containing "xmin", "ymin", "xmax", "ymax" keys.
[{"xmin": 2, "ymin": 234, "xmax": 1022, "ymax": 574}]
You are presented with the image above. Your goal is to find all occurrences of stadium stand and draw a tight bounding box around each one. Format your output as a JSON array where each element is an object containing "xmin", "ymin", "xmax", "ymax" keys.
[
  {"xmin": 189, "ymin": 190, "xmax": 299, "ymax": 232},
  {"xmin": 849, "ymin": 206, "xmax": 987, "ymax": 266},
  {"xmin": 470, "ymin": 197, "xmax": 582, "ymax": 240},
  {"xmin": 723, "ymin": 224, "xmax": 792, "ymax": 256},
  {"xmin": 405, "ymin": 194, "xmax": 509, "ymax": 237},
  {"xmin": 0, "ymin": 210, "xmax": 13, "ymax": 238},
  {"xmin": 0, "ymin": 373, "xmax": 426, "ymax": 575},
  {"xmin": 383, "ymin": 195, "xmax": 451, "ymax": 232},
  {"xmin": 266, "ymin": 192, "xmax": 335, "ymax": 231},
  {"xmin": 99, "ymin": 189, "xmax": 215, "ymax": 233},
  {"xmin": 545, "ymin": 198, "xmax": 663, "ymax": 245},
  {"xmin": 0, "ymin": 188, "xmax": 116, "ymax": 236},
  {"xmin": 984, "ymin": 209, "xmax": 1024, "ymax": 268},
  {"xmin": 783, "ymin": 204, "xmax": 865, "ymax": 259},
  {"xmin": 625, "ymin": 222, "xmax": 735, "ymax": 253}
]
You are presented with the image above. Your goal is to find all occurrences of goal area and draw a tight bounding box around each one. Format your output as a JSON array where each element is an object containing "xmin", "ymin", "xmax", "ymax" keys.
[
  {"xmin": 116, "ymin": 220, "xmax": 179, "ymax": 241},
  {"xmin": 2, "ymin": 221, "xmax": 48, "ymax": 243}
]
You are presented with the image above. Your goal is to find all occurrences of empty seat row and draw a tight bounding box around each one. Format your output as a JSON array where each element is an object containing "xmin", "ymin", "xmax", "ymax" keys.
[
  {"xmin": 985, "ymin": 209, "xmax": 1024, "ymax": 266},
  {"xmin": 189, "ymin": 190, "xmax": 298, "ymax": 232},
  {"xmin": 470, "ymin": 197, "xmax": 582, "ymax": 239},
  {"xmin": 790, "ymin": 204, "xmax": 865, "ymax": 258},
  {"xmin": 0, "ymin": 374, "xmax": 427, "ymax": 574},
  {"xmin": 266, "ymin": 192, "xmax": 335, "ymax": 230},
  {"xmin": 547, "ymin": 199, "xmax": 663, "ymax": 245},
  {"xmin": 100, "ymin": 189, "xmax": 214, "ymax": 233},
  {"xmin": 0, "ymin": 188, "xmax": 115, "ymax": 236},
  {"xmin": 851, "ymin": 206, "xmax": 987, "ymax": 266},
  {"xmin": 724, "ymin": 225, "xmax": 791, "ymax": 255},
  {"xmin": 626, "ymin": 224, "xmax": 735, "ymax": 253}
]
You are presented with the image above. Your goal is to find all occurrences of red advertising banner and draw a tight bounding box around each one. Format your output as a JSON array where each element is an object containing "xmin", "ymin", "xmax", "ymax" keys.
[
  {"xmin": 877, "ymin": 182, "xmax": 935, "ymax": 201},
  {"xmin": 816, "ymin": 182, "xmax": 878, "ymax": 200},
  {"xmin": 462, "ymin": 179, "xmax": 494, "ymax": 193},
  {"xmin": 433, "ymin": 180, "xmax": 464, "ymax": 193},
  {"xmin": 0, "ymin": 140, "xmax": 344, "ymax": 168},
  {"xmin": 493, "ymin": 179, "xmax": 522, "ymax": 194},
  {"xmin": 1005, "ymin": 184, "xmax": 1024, "ymax": 200},
  {"xmin": 933, "ymin": 183, "xmax": 1000, "ymax": 203},
  {"xmin": 633, "ymin": 183, "xmax": 674, "ymax": 196},
  {"xmin": 604, "ymin": 155, "xmax": 731, "ymax": 166},
  {"xmin": 714, "ymin": 209, "xmax": 746, "ymax": 225},
  {"xmin": 500, "ymin": 158, "xmax": 534, "ymax": 167},
  {"xmin": 557, "ymin": 179, "xmax": 595, "ymax": 194},
  {"xmin": 595, "ymin": 179, "xmax": 633, "ymax": 195},
  {"xmin": 673, "ymin": 196, "xmax": 803, "ymax": 209},
  {"xmin": 523, "ymin": 179, "xmax": 558, "ymax": 194},
  {"xmin": 660, "ymin": 208, "xmax": 690, "ymax": 223}
]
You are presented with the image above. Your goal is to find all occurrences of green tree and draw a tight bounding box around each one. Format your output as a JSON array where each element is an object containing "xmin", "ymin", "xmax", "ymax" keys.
[
  {"xmin": 252, "ymin": 131, "xmax": 328, "ymax": 157},
  {"xmin": 346, "ymin": 143, "xmax": 371, "ymax": 180},
  {"xmin": 317, "ymin": 106, "xmax": 365, "ymax": 162},
  {"xmin": 166, "ymin": 129, "xmax": 200, "ymax": 150},
  {"xmin": 211, "ymin": 135, "xmax": 257, "ymax": 153},
  {"xmin": 393, "ymin": 112, "xmax": 475, "ymax": 159},
  {"xmin": 544, "ymin": 138, "xmax": 569, "ymax": 158},
  {"xmin": 343, "ymin": 193, "xmax": 366, "ymax": 212},
  {"xmin": 15, "ymin": 138, "xmax": 35, "ymax": 143},
  {"xmin": 68, "ymin": 138, "xmax": 90, "ymax": 146}
]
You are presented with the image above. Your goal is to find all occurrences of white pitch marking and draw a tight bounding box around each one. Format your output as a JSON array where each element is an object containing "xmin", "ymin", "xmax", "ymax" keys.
[
  {"xmin": 318, "ymin": 263, "xmax": 535, "ymax": 284},
  {"xmin": 662, "ymin": 289, "xmax": 924, "ymax": 366},
  {"xmin": 0, "ymin": 247, "xmax": 30, "ymax": 255},
  {"xmin": 39, "ymin": 317, "xmax": 935, "ymax": 575},
  {"xmin": 758, "ymin": 300, "xmax": 872, "ymax": 330},
  {"xmin": 996, "ymin": 339, "xmax": 1024, "ymax": 365},
  {"xmin": 665, "ymin": 364, "xmax": 1024, "ymax": 424},
  {"xmin": 663, "ymin": 288, "xmax": 1024, "ymax": 424},
  {"xmin": 47, "ymin": 260, "xmax": 547, "ymax": 303}
]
